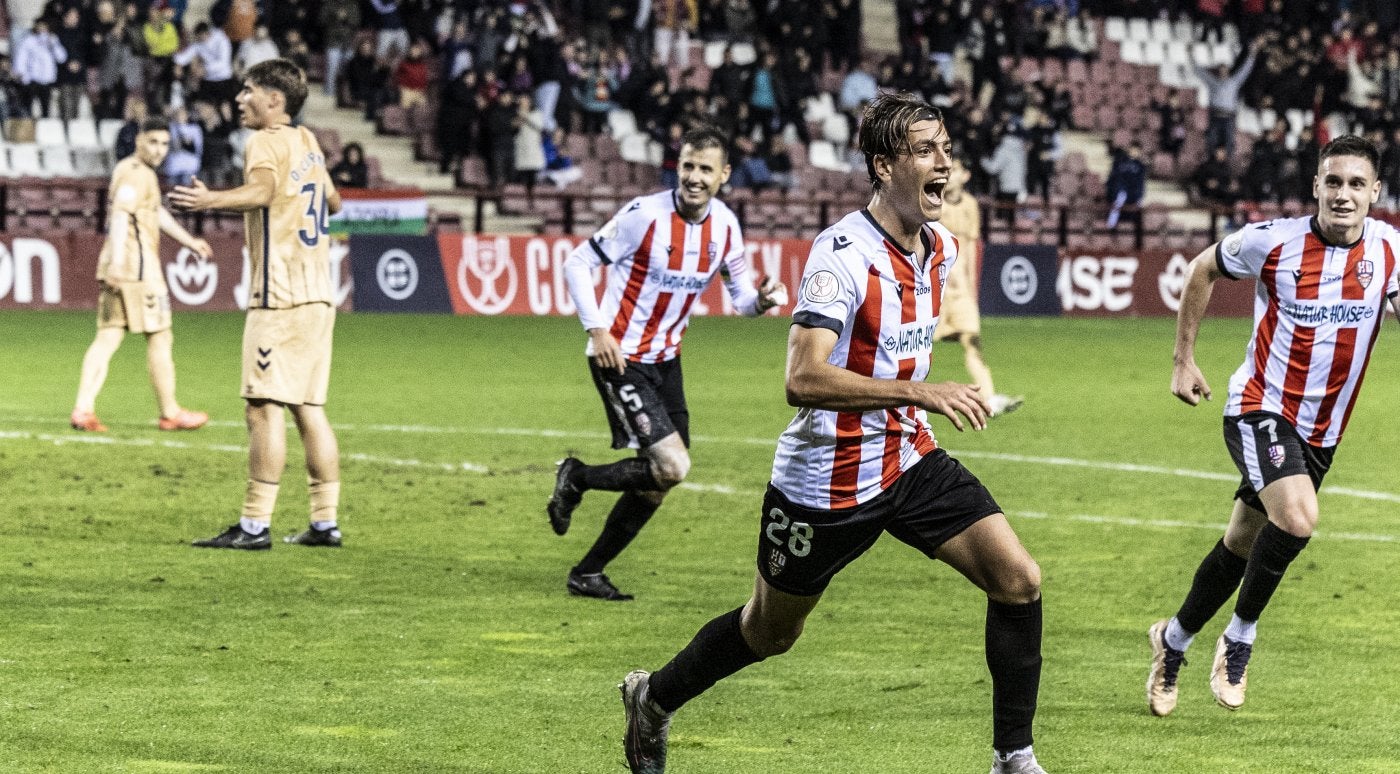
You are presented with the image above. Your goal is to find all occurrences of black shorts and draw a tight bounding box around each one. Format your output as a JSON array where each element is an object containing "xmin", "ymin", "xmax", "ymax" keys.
[
  {"xmin": 589, "ymin": 356, "xmax": 690, "ymax": 450},
  {"xmin": 1224, "ymin": 411, "xmax": 1334, "ymax": 512},
  {"xmin": 756, "ymin": 449, "xmax": 1003, "ymax": 596}
]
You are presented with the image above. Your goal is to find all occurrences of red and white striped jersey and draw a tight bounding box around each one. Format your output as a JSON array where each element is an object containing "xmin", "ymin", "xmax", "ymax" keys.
[
  {"xmin": 564, "ymin": 189, "xmax": 761, "ymax": 363},
  {"xmin": 771, "ymin": 209, "xmax": 960, "ymax": 510},
  {"xmin": 1217, "ymin": 215, "xmax": 1400, "ymax": 447}
]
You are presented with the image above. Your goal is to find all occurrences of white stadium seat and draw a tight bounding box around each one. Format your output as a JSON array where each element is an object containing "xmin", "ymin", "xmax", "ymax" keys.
[
  {"xmin": 9, "ymin": 144, "xmax": 48, "ymax": 177},
  {"xmin": 606, "ymin": 109, "xmax": 637, "ymax": 140},
  {"xmin": 34, "ymin": 117, "xmax": 66, "ymax": 147},
  {"xmin": 0, "ymin": 148, "xmax": 15, "ymax": 178},
  {"xmin": 1103, "ymin": 17, "xmax": 1127, "ymax": 42},
  {"xmin": 821, "ymin": 114, "xmax": 850, "ymax": 146},
  {"xmin": 41, "ymin": 146, "xmax": 76, "ymax": 177},
  {"xmin": 72, "ymin": 147, "xmax": 110, "ymax": 177},
  {"xmin": 1126, "ymin": 18, "xmax": 1150, "ymax": 42},
  {"xmin": 807, "ymin": 139, "xmax": 850, "ymax": 172},
  {"xmin": 66, "ymin": 119, "xmax": 101, "ymax": 149},
  {"xmin": 618, "ymin": 133, "xmax": 651, "ymax": 163},
  {"xmin": 98, "ymin": 118, "xmax": 124, "ymax": 153}
]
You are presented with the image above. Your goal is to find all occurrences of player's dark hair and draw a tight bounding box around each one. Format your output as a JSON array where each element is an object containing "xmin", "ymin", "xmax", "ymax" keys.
[
  {"xmin": 859, "ymin": 91, "xmax": 943, "ymax": 190},
  {"xmin": 139, "ymin": 118, "xmax": 169, "ymax": 134},
  {"xmin": 243, "ymin": 58, "xmax": 308, "ymax": 117},
  {"xmin": 1319, "ymin": 134, "xmax": 1380, "ymax": 176},
  {"xmin": 681, "ymin": 124, "xmax": 729, "ymax": 163}
]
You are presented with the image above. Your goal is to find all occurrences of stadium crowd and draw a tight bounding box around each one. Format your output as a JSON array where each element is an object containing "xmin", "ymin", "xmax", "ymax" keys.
[{"xmin": 1, "ymin": 0, "xmax": 1399, "ymax": 231}]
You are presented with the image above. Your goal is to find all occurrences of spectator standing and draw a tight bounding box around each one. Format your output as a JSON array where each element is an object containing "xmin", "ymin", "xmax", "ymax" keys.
[
  {"xmin": 438, "ymin": 68, "xmax": 481, "ymax": 176},
  {"xmin": 982, "ymin": 125, "xmax": 1029, "ymax": 224},
  {"xmin": 440, "ymin": 18, "xmax": 475, "ymax": 83},
  {"xmin": 394, "ymin": 40, "xmax": 430, "ymax": 111},
  {"xmin": 1192, "ymin": 145, "xmax": 1242, "ymax": 215},
  {"xmin": 342, "ymin": 39, "xmax": 386, "ymax": 118},
  {"xmin": 371, "ymin": 0, "xmax": 411, "ymax": 61},
  {"xmin": 1152, "ymin": 90, "xmax": 1189, "ymax": 165},
  {"xmin": 320, "ymin": 2, "xmax": 361, "ymax": 100},
  {"xmin": 281, "ymin": 30, "xmax": 311, "ymax": 77},
  {"xmin": 96, "ymin": 7, "xmax": 143, "ymax": 121},
  {"xmin": 218, "ymin": 0, "xmax": 257, "ymax": 44},
  {"xmin": 1195, "ymin": 39, "xmax": 1260, "ymax": 161},
  {"xmin": 1105, "ymin": 141, "xmax": 1147, "ymax": 230},
  {"xmin": 513, "ymin": 92, "xmax": 547, "ymax": 195},
  {"xmin": 0, "ymin": 55, "xmax": 26, "ymax": 123},
  {"xmin": 483, "ymin": 90, "xmax": 517, "ymax": 188},
  {"xmin": 163, "ymin": 105, "xmax": 203, "ymax": 185},
  {"xmin": 54, "ymin": 8, "xmax": 87, "ymax": 121},
  {"xmin": 175, "ymin": 22, "xmax": 237, "ymax": 121},
  {"xmin": 1025, "ymin": 107, "xmax": 1059, "ymax": 206},
  {"xmin": 15, "ymin": 18, "xmax": 67, "ymax": 119},
  {"xmin": 746, "ymin": 49, "xmax": 781, "ymax": 140},
  {"xmin": 540, "ymin": 126, "xmax": 584, "ymax": 188},
  {"xmin": 115, "ymin": 99, "xmax": 146, "ymax": 160},
  {"xmin": 653, "ymin": 0, "xmax": 697, "ymax": 69},
  {"xmin": 142, "ymin": 2, "xmax": 180, "ymax": 110}
]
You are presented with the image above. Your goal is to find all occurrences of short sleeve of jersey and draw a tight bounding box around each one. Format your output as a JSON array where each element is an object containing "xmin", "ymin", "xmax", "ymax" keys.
[
  {"xmin": 588, "ymin": 198, "xmax": 648, "ymax": 265},
  {"xmin": 1383, "ymin": 227, "xmax": 1400, "ymax": 299},
  {"xmin": 792, "ymin": 241, "xmax": 859, "ymax": 335},
  {"xmin": 1216, "ymin": 221, "xmax": 1277, "ymax": 280},
  {"xmin": 244, "ymin": 129, "xmax": 281, "ymax": 177},
  {"xmin": 109, "ymin": 162, "xmax": 145, "ymax": 216}
]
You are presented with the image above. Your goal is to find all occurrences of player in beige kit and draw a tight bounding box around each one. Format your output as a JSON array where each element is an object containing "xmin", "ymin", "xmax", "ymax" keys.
[
  {"xmin": 170, "ymin": 59, "xmax": 345, "ymax": 550},
  {"xmin": 71, "ymin": 118, "xmax": 213, "ymax": 433},
  {"xmin": 933, "ymin": 156, "xmax": 1023, "ymax": 417}
]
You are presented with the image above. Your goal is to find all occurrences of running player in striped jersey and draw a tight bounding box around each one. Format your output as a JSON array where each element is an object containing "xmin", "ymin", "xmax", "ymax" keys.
[
  {"xmin": 550, "ymin": 125, "xmax": 788, "ymax": 601},
  {"xmin": 619, "ymin": 93, "xmax": 1049, "ymax": 774},
  {"xmin": 1148, "ymin": 135, "xmax": 1400, "ymax": 716},
  {"xmin": 170, "ymin": 59, "xmax": 345, "ymax": 551},
  {"xmin": 71, "ymin": 118, "xmax": 213, "ymax": 433}
]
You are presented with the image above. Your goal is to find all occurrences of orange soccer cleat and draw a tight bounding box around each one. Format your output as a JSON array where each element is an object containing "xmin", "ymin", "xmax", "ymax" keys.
[
  {"xmin": 70, "ymin": 410, "xmax": 108, "ymax": 432},
  {"xmin": 158, "ymin": 408, "xmax": 209, "ymax": 431}
]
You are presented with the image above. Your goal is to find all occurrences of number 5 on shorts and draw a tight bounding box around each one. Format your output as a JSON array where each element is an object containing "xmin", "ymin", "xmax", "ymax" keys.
[{"xmin": 765, "ymin": 507, "xmax": 813, "ymax": 557}]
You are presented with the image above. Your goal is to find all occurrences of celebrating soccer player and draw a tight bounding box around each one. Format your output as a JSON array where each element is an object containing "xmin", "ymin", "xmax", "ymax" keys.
[
  {"xmin": 1149, "ymin": 135, "xmax": 1400, "ymax": 716},
  {"xmin": 618, "ymin": 93, "xmax": 1049, "ymax": 774},
  {"xmin": 71, "ymin": 118, "xmax": 213, "ymax": 434},
  {"xmin": 170, "ymin": 59, "xmax": 345, "ymax": 550},
  {"xmin": 547, "ymin": 125, "xmax": 788, "ymax": 601}
]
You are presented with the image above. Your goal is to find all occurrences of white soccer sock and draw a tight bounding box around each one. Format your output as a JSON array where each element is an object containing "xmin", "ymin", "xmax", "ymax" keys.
[
  {"xmin": 239, "ymin": 517, "xmax": 269, "ymax": 535},
  {"xmin": 1164, "ymin": 617, "xmax": 1195, "ymax": 652},
  {"xmin": 311, "ymin": 520, "xmax": 338, "ymax": 532},
  {"xmin": 1223, "ymin": 614, "xmax": 1258, "ymax": 645},
  {"xmin": 995, "ymin": 745, "xmax": 1033, "ymax": 762}
]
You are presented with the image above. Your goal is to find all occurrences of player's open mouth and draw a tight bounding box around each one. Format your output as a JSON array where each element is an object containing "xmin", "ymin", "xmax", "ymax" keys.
[{"xmin": 924, "ymin": 178, "xmax": 946, "ymax": 207}]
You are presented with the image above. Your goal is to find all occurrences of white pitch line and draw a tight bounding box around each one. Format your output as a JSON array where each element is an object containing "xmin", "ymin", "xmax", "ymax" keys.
[
  {"xmin": 5, "ymin": 417, "xmax": 1400, "ymax": 504},
  {"xmin": 2, "ymin": 428, "xmax": 1394, "ymax": 543}
]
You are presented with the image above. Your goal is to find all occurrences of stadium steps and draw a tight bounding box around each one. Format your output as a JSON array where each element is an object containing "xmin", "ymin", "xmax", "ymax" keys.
[{"xmin": 300, "ymin": 90, "xmax": 538, "ymax": 233}]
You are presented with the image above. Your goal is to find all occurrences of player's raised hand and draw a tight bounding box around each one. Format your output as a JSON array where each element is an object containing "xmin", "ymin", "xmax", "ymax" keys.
[
  {"xmin": 588, "ymin": 328, "xmax": 626, "ymax": 374},
  {"xmin": 1171, "ymin": 360, "xmax": 1212, "ymax": 405},
  {"xmin": 189, "ymin": 238, "xmax": 213, "ymax": 259},
  {"xmin": 757, "ymin": 275, "xmax": 789, "ymax": 312},
  {"xmin": 914, "ymin": 381, "xmax": 989, "ymax": 431},
  {"xmin": 169, "ymin": 177, "xmax": 209, "ymax": 211}
]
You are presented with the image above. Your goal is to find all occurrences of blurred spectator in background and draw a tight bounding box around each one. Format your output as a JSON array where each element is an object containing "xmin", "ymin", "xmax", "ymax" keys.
[
  {"xmin": 483, "ymin": 89, "xmax": 517, "ymax": 188},
  {"xmin": 1105, "ymin": 140, "xmax": 1147, "ymax": 230},
  {"xmin": 654, "ymin": 0, "xmax": 697, "ymax": 69},
  {"xmin": 1195, "ymin": 38, "xmax": 1260, "ymax": 161},
  {"xmin": 514, "ymin": 92, "xmax": 547, "ymax": 195},
  {"xmin": 142, "ymin": 2, "xmax": 179, "ymax": 110},
  {"xmin": 55, "ymin": 8, "xmax": 87, "ymax": 121},
  {"xmin": 1243, "ymin": 125, "xmax": 1286, "ymax": 202},
  {"xmin": 175, "ymin": 22, "xmax": 236, "ymax": 121},
  {"xmin": 96, "ymin": 4, "xmax": 144, "ymax": 121},
  {"xmin": 115, "ymin": 98, "xmax": 146, "ymax": 159},
  {"xmin": 767, "ymin": 133, "xmax": 797, "ymax": 190},
  {"xmin": 1025, "ymin": 106, "xmax": 1059, "ymax": 206},
  {"xmin": 320, "ymin": 2, "xmax": 360, "ymax": 99},
  {"xmin": 0, "ymin": 55, "xmax": 26, "ymax": 123},
  {"xmin": 215, "ymin": 0, "xmax": 257, "ymax": 44},
  {"xmin": 281, "ymin": 30, "xmax": 311, "ymax": 77},
  {"xmin": 264, "ymin": 0, "xmax": 310, "ymax": 47},
  {"xmin": 438, "ymin": 68, "xmax": 480, "ymax": 176},
  {"xmin": 1152, "ymin": 90, "xmax": 1189, "ymax": 166},
  {"xmin": 575, "ymin": 52, "xmax": 618, "ymax": 136},
  {"xmin": 982, "ymin": 123, "xmax": 1028, "ymax": 224},
  {"xmin": 1192, "ymin": 145, "xmax": 1241, "ymax": 213},
  {"xmin": 15, "ymin": 17, "xmax": 66, "ymax": 119},
  {"xmin": 746, "ymin": 49, "xmax": 780, "ymax": 141},
  {"xmin": 728, "ymin": 133, "xmax": 772, "ymax": 190},
  {"xmin": 659, "ymin": 120, "xmax": 683, "ymax": 188},
  {"xmin": 441, "ymin": 18, "xmax": 474, "ymax": 83},
  {"xmin": 540, "ymin": 126, "xmax": 584, "ymax": 188},
  {"xmin": 163, "ymin": 105, "xmax": 202, "ymax": 185},
  {"xmin": 192, "ymin": 99, "xmax": 236, "ymax": 186},
  {"xmin": 395, "ymin": 40, "xmax": 430, "ymax": 111},
  {"xmin": 342, "ymin": 39, "xmax": 386, "ymax": 119},
  {"xmin": 330, "ymin": 142, "xmax": 369, "ymax": 189},
  {"xmin": 371, "ymin": 0, "xmax": 411, "ymax": 61},
  {"xmin": 236, "ymin": 24, "xmax": 279, "ymax": 73}
]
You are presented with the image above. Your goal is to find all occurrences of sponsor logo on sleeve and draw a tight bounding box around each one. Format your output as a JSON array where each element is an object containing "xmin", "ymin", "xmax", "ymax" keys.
[
  {"xmin": 1222, "ymin": 231, "xmax": 1244, "ymax": 258},
  {"xmin": 803, "ymin": 269, "xmax": 840, "ymax": 303}
]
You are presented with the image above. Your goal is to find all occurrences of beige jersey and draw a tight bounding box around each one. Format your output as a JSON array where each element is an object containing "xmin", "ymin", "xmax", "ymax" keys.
[
  {"xmin": 243, "ymin": 125, "xmax": 336, "ymax": 308},
  {"xmin": 938, "ymin": 193, "xmax": 981, "ymax": 297},
  {"xmin": 97, "ymin": 156, "xmax": 165, "ymax": 288}
]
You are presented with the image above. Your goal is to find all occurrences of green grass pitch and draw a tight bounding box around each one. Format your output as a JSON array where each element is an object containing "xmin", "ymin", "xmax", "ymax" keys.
[{"xmin": 1, "ymin": 309, "xmax": 1398, "ymax": 773}]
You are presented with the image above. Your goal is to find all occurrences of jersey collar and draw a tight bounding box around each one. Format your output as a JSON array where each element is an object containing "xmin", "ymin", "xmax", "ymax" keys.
[
  {"xmin": 672, "ymin": 189, "xmax": 712, "ymax": 224},
  {"xmin": 860, "ymin": 208, "xmax": 931, "ymax": 259},
  {"xmin": 1309, "ymin": 215, "xmax": 1365, "ymax": 250}
]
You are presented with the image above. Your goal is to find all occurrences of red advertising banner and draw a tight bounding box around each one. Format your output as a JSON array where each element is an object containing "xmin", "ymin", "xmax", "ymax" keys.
[
  {"xmin": 0, "ymin": 231, "xmax": 352, "ymax": 312},
  {"xmin": 1055, "ymin": 248, "xmax": 1256, "ymax": 317},
  {"xmin": 434, "ymin": 233, "xmax": 812, "ymax": 317}
]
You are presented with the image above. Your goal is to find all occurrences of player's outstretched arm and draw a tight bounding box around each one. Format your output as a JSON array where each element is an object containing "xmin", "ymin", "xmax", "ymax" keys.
[
  {"xmin": 1172, "ymin": 244, "xmax": 1223, "ymax": 406},
  {"xmin": 785, "ymin": 324, "xmax": 988, "ymax": 430},
  {"xmin": 157, "ymin": 207, "xmax": 212, "ymax": 258},
  {"xmin": 168, "ymin": 169, "xmax": 276, "ymax": 213}
]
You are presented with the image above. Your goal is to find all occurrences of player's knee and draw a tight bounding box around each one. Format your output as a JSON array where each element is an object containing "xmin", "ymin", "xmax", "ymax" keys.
[
  {"xmin": 747, "ymin": 622, "xmax": 804, "ymax": 657},
  {"xmin": 990, "ymin": 558, "xmax": 1042, "ymax": 605},
  {"xmin": 651, "ymin": 452, "xmax": 690, "ymax": 489},
  {"xmin": 1275, "ymin": 500, "xmax": 1319, "ymax": 537}
]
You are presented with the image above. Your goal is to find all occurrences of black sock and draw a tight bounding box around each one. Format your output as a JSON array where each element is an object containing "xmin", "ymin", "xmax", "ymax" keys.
[
  {"xmin": 1174, "ymin": 538, "xmax": 1249, "ymax": 634},
  {"xmin": 1234, "ymin": 522, "xmax": 1309, "ymax": 623},
  {"xmin": 576, "ymin": 457, "xmax": 659, "ymax": 492},
  {"xmin": 647, "ymin": 607, "xmax": 763, "ymax": 714},
  {"xmin": 574, "ymin": 492, "xmax": 660, "ymax": 574},
  {"xmin": 986, "ymin": 598, "xmax": 1042, "ymax": 753}
]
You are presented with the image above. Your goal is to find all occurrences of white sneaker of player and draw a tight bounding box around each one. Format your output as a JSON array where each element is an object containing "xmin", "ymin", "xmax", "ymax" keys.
[
  {"xmin": 990, "ymin": 746, "xmax": 1048, "ymax": 774},
  {"xmin": 990, "ymin": 394, "xmax": 1025, "ymax": 417}
]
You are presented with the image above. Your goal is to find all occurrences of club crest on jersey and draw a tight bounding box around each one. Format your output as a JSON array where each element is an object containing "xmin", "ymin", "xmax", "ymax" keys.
[
  {"xmin": 767, "ymin": 548, "xmax": 786, "ymax": 577},
  {"xmin": 1268, "ymin": 443, "xmax": 1286, "ymax": 467},
  {"xmin": 804, "ymin": 270, "xmax": 840, "ymax": 303},
  {"xmin": 707, "ymin": 241, "xmax": 718, "ymax": 261},
  {"xmin": 1357, "ymin": 260, "xmax": 1374, "ymax": 289},
  {"xmin": 937, "ymin": 263, "xmax": 949, "ymax": 286},
  {"xmin": 635, "ymin": 412, "xmax": 652, "ymax": 437}
]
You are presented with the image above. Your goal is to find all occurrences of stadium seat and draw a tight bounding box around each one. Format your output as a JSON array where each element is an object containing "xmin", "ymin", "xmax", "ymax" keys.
[
  {"xmin": 807, "ymin": 139, "xmax": 850, "ymax": 172},
  {"xmin": 41, "ymin": 147, "xmax": 77, "ymax": 177},
  {"xmin": 821, "ymin": 114, "xmax": 850, "ymax": 146},
  {"xmin": 617, "ymin": 133, "xmax": 650, "ymax": 164},
  {"xmin": 0, "ymin": 149, "xmax": 15, "ymax": 178},
  {"xmin": 376, "ymin": 104, "xmax": 409, "ymax": 135},
  {"xmin": 1103, "ymin": 17, "xmax": 1127, "ymax": 42},
  {"xmin": 702, "ymin": 40, "xmax": 725, "ymax": 70},
  {"xmin": 1126, "ymin": 18, "xmax": 1150, "ymax": 42},
  {"xmin": 456, "ymin": 157, "xmax": 489, "ymax": 187},
  {"xmin": 803, "ymin": 92, "xmax": 834, "ymax": 125},
  {"xmin": 607, "ymin": 109, "xmax": 638, "ymax": 139},
  {"xmin": 72, "ymin": 147, "xmax": 109, "ymax": 177},
  {"xmin": 98, "ymin": 119, "xmax": 123, "ymax": 153},
  {"xmin": 1117, "ymin": 37, "xmax": 1144, "ymax": 65},
  {"xmin": 35, "ymin": 118, "xmax": 66, "ymax": 147},
  {"xmin": 9, "ymin": 144, "xmax": 46, "ymax": 177},
  {"xmin": 729, "ymin": 42, "xmax": 757, "ymax": 65},
  {"xmin": 66, "ymin": 119, "xmax": 101, "ymax": 149}
]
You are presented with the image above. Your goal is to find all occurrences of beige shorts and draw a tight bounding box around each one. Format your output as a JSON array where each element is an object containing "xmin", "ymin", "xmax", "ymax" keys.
[
  {"xmin": 242, "ymin": 302, "xmax": 335, "ymax": 406},
  {"xmin": 97, "ymin": 283, "xmax": 172, "ymax": 333},
  {"xmin": 935, "ymin": 292, "xmax": 980, "ymax": 339}
]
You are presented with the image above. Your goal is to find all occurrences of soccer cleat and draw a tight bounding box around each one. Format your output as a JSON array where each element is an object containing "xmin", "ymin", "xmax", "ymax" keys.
[
  {"xmin": 990, "ymin": 747, "xmax": 1049, "ymax": 774},
  {"xmin": 546, "ymin": 457, "xmax": 584, "ymax": 536},
  {"xmin": 158, "ymin": 408, "xmax": 209, "ymax": 431},
  {"xmin": 192, "ymin": 524, "xmax": 272, "ymax": 550},
  {"xmin": 283, "ymin": 525, "xmax": 343, "ymax": 547},
  {"xmin": 1147, "ymin": 620, "xmax": 1187, "ymax": 716},
  {"xmin": 620, "ymin": 670, "xmax": 672, "ymax": 774},
  {"xmin": 1210, "ymin": 634, "xmax": 1251, "ymax": 710},
  {"xmin": 989, "ymin": 394, "xmax": 1025, "ymax": 418},
  {"xmin": 70, "ymin": 410, "xmax": 107, "ymax": 432},
  {"xmin": 568, "ymin": 569, "xmax": 633, "ymax": 601}
]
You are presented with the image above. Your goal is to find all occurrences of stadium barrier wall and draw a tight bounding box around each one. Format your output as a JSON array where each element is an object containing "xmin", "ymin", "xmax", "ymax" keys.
[{"xmin": 0, "ymin": 232, "xmax": 353, "ymax": 311}]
